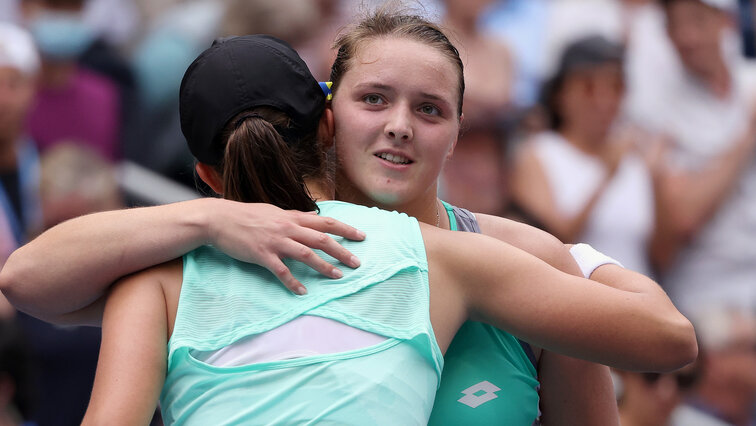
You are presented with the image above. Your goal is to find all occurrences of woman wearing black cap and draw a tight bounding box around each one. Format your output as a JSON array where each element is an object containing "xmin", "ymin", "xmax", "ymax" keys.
[
  {"xmin": 511, "ymin": 35, "xmax": 661, "ymax": 277},
  {"xmin": 78, "ymin": 34, "xmax": 695, "ymax": 425}
]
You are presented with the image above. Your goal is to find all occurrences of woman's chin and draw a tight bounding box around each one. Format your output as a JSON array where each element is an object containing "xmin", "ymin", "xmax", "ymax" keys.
[{"xmin": 368, "ymin": 190, "xmax": 404, "ymax": 207}]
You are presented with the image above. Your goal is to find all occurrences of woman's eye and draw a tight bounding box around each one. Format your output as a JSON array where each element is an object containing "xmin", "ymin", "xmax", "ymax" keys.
[
  {"xmin": 364, "ymin": 94, "xmax": 384, "ymax": 105},
  {"xmin": 420, "ymin": 104, "xmax": 440, "ymax": 116}
]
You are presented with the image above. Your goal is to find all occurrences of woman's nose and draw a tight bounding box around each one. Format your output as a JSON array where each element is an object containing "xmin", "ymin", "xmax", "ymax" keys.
[{"xmin": 384, "ymin": 108, "xmax": 413, "ymax": 142}]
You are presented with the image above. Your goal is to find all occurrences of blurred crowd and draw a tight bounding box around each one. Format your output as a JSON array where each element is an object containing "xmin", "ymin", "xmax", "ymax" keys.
[{"xmin": 0, "ymin": 0, "xmax": 755, "ymax": 425}]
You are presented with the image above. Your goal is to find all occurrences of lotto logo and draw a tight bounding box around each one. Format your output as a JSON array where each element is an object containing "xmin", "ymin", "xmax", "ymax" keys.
[{"xmin": 457, "ymin": 381, "xmax": 501, "ymax": 408}]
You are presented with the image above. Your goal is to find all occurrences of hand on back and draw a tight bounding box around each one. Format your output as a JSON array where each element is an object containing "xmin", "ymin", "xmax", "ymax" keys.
[{"xmin": 208, "ymin": 201, "xmax": 365, "ymax": 295}]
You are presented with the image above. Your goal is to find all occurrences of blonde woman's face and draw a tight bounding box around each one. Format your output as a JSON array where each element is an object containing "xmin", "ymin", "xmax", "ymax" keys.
[{"xmin": 331, "ymin": 37, "xmax": 461, "ymax": 208}]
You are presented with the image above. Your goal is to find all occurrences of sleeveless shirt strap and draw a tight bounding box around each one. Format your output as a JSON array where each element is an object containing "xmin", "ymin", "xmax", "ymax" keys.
[{"xmin": 448, "ymin": 205, "xmax": 481, "ymax": 233}]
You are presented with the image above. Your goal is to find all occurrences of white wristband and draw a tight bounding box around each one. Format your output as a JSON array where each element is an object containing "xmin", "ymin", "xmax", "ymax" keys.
[{"xmin": 569, "ymin": 243, "xmax": 624, "ymax": 279}]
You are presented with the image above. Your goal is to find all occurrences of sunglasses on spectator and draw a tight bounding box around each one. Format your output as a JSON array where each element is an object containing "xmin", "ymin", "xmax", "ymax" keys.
[{"xmin": 642, "ymin": 371, "xmax": 698, "ymax": 390}]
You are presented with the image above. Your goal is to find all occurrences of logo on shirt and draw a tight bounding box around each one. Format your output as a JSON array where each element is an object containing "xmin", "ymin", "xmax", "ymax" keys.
[{"xmin": 457, "ymin": 381, "xmax": 501, "ymax": 408}]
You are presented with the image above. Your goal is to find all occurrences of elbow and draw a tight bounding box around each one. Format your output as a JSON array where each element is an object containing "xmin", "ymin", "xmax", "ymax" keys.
[
  {"xmin": 0, "ymin": 251, "xmax": 21, "ymax": 300},
  {"xmin": 654, "ymin": 313, "xmax": 699, "ymax": 372},
  {"xmin": 622, "ymin": 304, "xmax": 698, "ymax": 373},
  {"xmin": 0, "ymin": 249, "xmax": 44, "ymax": 318}
]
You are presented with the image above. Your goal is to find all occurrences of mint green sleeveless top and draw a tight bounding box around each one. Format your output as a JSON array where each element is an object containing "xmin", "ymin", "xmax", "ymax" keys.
[
  {"xmin": 160, "ymin": 201, "xmax": 443, "ymax": 425},
  {"xmin": 427, "ymin": 202, "xmax": 540, "ymax": 426}
]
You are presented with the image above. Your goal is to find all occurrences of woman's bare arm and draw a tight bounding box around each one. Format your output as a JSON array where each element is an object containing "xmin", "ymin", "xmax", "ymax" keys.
[
  {"xmin": 81, "ymin": 264, "xmax": 171, "ymax": 425},
  {"xmin": 477, "ymin": 213, "xmax": 619, "ymax": 425},
  {"xmin": 423, "ymin": 224, "xmax": 697, "ymax": 372},
  {"xmin": 0, "ymin": 198, "xmax": 365, "ymax": 324}
]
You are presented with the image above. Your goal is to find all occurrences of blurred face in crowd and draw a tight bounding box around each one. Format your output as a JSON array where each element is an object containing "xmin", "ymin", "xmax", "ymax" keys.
[
  {"xmin": 558, "ymin": 63, "xmax": 625, "ymax": 142},
  {"xmin": 20, "ymin": 0, "xmax": 84, "ymax": 15},
  {"xmin": 708, "ymin": 313, "xmax": 756, "ymax": 398},
  {"xmin": 617, "ymin": 367, "xmax": 698, "ymax": 426},
  {"xmin": 21, "ymin": 0, "xmax": 93, "ymax": 63},
  {"xmin": 441, "ymin": 129, "xmax": 508, "ymax": 215},
  {"xmin": 443, "ymin": 0, "xmax": 494, "ymax": 22},
  {"xmin": 665, "ymin": 0, "xmax": 729, "ymax": 76},
  {"xmin": 331, "ymin": 36, "xmax": 462, "ymax": 208},
  {"xmin": 0, "ymin": 67, "xmax": 36, "ymax": 143}
]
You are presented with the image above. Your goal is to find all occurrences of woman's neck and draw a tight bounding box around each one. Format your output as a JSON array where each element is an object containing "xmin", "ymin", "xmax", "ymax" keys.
[
  {"xmin": 335, "ymin": 177, "xmax": 448, "ymax": 229},
  {"xmin": 40, "ymin": 60, "xmax": 77, "ymax": 90},
  {"xmin": 560, "ymin": 125, "xmax": 605, "ymax": 156},
  {"xmin": 386, "ymin": 191, "xmax": 445, "ymax": 229},
  {"xmin": 304, "ymin": 178, "xmax": 335, "ymax": 202}
]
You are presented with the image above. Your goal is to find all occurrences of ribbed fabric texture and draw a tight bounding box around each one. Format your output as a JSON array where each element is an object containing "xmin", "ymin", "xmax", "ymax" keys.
[{"xmin": 160, "ymin": 201, "xmax": 443, "ymax": 425}]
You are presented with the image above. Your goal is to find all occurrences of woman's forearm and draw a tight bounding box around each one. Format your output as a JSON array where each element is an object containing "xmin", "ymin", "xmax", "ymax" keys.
[
  {"xmin": 427, "ymin": 228, "xmax": 697, "ymax": 372},
  {"xmin": 0, "ymin": 198, "xmax": 366, "ymax": 324},
  {"xmin": 0, "ymin": 198, "xmax": 216, "ymax": 321}
]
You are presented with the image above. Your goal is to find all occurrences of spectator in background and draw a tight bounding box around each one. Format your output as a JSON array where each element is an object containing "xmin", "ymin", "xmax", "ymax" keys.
[
  {"xmin": 220, "ymin": 0, "xmax": 319, "ymax": 50},
  {"xmin": 671, "ymin": 307, "xmax": 756, "ymax": 426},
  {"xmin": 541, "ymin": 0, "xmax": 680, "ymax": 101},
  {"xmin": 738, "ymin": 0, "xmax": 755, "ymax": 57},
  {"xmin": 218, "ymin": 0, "xmax": 330, "ymax": 80},
  {"xmin": 38, "ymin": 143, "xmax": 122, "ymax": 230},
  {"xmin": 0, "ymin": 0, "xmax": 20, "ymax": 22},
  {"xmin": 439, "ymin": 0, "xmax": 515, "ymax": 216},
  {"xmin": 75, "ymin": 0, "xmax": 139, "ymax": 149},
  {"xmin": 0, "ymin": 23, "xmax": 42, "ymax": 265},
  {"xmin": 19, "ymin": 0, "xmax": 121, "ymax": 162},
  {"xmin": 632, "ymin": 0, "xmax": 756, "ymax": 314},
  {"xmin": 614, "ymin": 365, "xmax": 700, "ymax": 426},
  {"xmin": 510, "ymin": 36, "xmax": 659, "ymax": 276},
  {"xmin": 15, "ymin": 143, "xmax": 122, "ymax": 426},
  {"xmin": 125, "ymin": 0, "xmax": 329, "ymax": 191},
  {"xmin": 81, "ymin": 0, "xmax": 140, "ymax": 48},
  {"xmin": 442, "ymin": 0, "xmax": 512, "ymax": 122},
  {"xmin": 479, "ymin": 0, "xmax": 548, "ymax": 109},
  {"xmin": 295, "ymin": 0, "xmax": 352, "ymax": 81},
  {"xmin": 123, "ymin": 1, "xmax": 222, "ymax": 190},
  {"xmin": 440, "ymin": 125, "xmax": 510, "ymax": 216}
]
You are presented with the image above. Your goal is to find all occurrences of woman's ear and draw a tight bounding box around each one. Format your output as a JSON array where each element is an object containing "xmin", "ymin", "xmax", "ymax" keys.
[
  {"xmin": 319, "ymin": 107, "xmax": 336, "ymax": 149},
  {"xmin": 195, "ymin": 163, "xmax": 223, "ymax": 195}
]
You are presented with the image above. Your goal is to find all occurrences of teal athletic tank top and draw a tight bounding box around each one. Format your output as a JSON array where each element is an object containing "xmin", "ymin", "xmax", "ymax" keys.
[
  {"xmin": 160, "ymin": 201, "xmax": 443, "ymax": 425},
  {"xmin": 427, "ymin": 201, "xmax": 541, "ymax": 426}
]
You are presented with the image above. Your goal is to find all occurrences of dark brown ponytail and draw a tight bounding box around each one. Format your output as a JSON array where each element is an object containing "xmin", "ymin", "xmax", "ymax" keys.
[{"xmin": 216, "ymin": 107, "xmax": 323, "ymax": 211}]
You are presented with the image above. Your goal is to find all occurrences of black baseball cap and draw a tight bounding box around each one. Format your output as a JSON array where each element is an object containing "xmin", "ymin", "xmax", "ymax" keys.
[
  {"xmin": 179, "ymin": 34, "xmax": 326, "ymax": 165},
  {"xmin": 555, "ymin": 35, "xmax": 624, "ymax": 77}
]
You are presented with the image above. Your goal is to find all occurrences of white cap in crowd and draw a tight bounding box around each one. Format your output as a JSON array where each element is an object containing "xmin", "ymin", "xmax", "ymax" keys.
[{"xmin": 0, "ymin": 22, "xmax": 40, "ymax": 75}]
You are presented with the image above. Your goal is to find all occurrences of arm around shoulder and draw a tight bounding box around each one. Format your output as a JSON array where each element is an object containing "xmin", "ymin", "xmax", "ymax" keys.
[
  {"xmin": 0, "ymin": 198, "xmax": 216, "ymax": 323},
  {"xmin": 477, "ymin": 213, "xmax": 697, "ymax": 369},
  {"xmin": 0, "ymin": 197, "xmax": 366, "ymax": 324},
  {"xmin": 423, "ymin": 224, "xmax": 697, "ymax": 372},
  {"xmin": 475, "ymin": 213, "xmax": 580, "ymax": 275}
]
